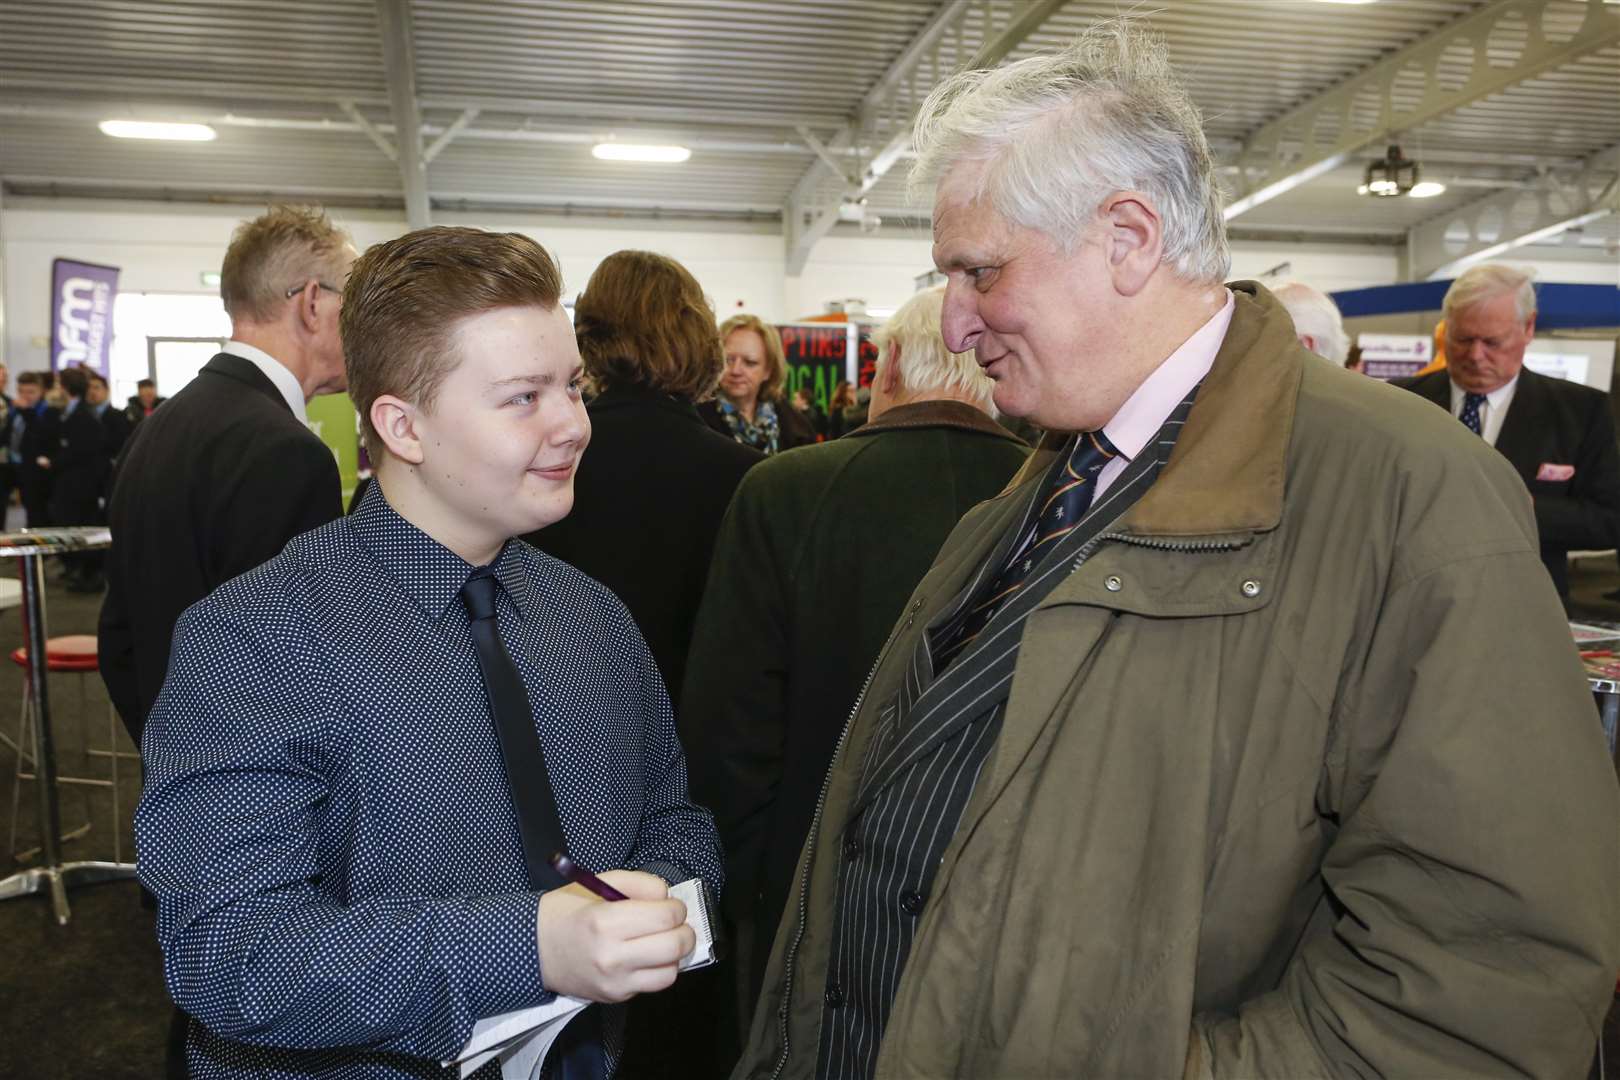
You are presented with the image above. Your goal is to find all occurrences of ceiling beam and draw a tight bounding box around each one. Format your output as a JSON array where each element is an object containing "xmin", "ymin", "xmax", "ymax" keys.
[
  {"xmin": 783, "ymin": 0, "xmax": 1064, "ymax": 276},
  {"xmin": 1406, "ymin": 142, "xmax": 1620, "ymax": 280},
  {"xmin": 337, "ymin": 99, "xmax": 396, "ymax": 162},
  {"xmin": 423, "ymin": 108, "xmax": 479, "ymax": 164},
  {"xmin": 375, "ymin": 0, "xmax": 429, "ymax": 229},
  {"xmin": 1224, "ymin": 0, "xmax": 1620, "ymax": 221}
]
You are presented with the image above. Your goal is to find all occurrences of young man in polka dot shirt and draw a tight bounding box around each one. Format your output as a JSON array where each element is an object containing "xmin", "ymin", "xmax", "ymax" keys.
[{"xmin": 136, "ymin": 226, "xmax": 724, "ymax": 1079}]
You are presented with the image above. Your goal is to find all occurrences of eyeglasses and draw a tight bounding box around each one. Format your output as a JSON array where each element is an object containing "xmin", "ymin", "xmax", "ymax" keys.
[{"xmin": 284, "ymin": 281, "xmax": 342, "ymax": 300}]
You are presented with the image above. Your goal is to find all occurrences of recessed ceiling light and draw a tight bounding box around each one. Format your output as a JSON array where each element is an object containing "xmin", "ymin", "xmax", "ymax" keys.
[
  {"xmin": 591, "ymin": 143, "xmax": 691, "ymax": 164},
  {"xmin": 99, "ymin": 120, "xmax": 217, "ymax": 141},
  {"xmin": 1308, "ymin": 1, "xmax": 1378, "ymax": 4},
  {"xmin": 1409, "ymin": 181, "xmax": 1447, "ymax": 198}
]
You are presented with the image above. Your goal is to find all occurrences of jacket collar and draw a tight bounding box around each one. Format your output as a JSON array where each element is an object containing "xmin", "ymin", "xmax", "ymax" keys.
[
  {"xmin": 204, "ymin": 352, "xmax": 297, "ymax": 416},
  {"xmin": 1003, "ymin": 281, "xmax": 1302, "ymax": 540},
  {"xmin": 846, "ymin": 398, "xmax": 1023, "ymax": 444},
  {"xmin": 587, "ymin": 384, "xmax": 705, "ymax": 425}
]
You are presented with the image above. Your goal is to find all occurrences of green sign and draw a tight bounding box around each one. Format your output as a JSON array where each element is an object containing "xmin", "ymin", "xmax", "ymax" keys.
[{"xmin": 306, "ymin": 393, "xmax": 360, "ymax": 503}]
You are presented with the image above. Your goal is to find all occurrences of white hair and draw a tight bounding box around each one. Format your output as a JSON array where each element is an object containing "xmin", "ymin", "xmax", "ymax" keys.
[
  {"xmin": 1271, "ymin": 280, "xmax": 1350, "ymax": 365},
  {"xmin": 872, "ymin": 287, "xmax": 997, "ymax": 414},
  {"xmin": 1442, "ymin": 263, "xmax": 1537, "ymax": 323},
  {"xmin": 910, "ymin": 20, "xmax": 1229, "ymax": 284}
]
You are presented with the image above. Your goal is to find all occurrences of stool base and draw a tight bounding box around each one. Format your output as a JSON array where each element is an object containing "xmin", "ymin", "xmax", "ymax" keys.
[{"xmin": 0, "ymin": 860, "xmax": 138, "ymax": 924}]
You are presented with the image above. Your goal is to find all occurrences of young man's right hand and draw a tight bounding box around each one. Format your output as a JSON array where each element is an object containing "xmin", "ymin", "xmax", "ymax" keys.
[{"xmin": 536, "ymin": 870, "xmax": 693, "ymax": 1003}]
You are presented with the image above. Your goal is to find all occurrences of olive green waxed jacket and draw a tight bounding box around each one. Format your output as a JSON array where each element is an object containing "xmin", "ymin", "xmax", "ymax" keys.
[{"xmin": 734, "ymin": 283, "xmax": 1620, "ymax": 1079}]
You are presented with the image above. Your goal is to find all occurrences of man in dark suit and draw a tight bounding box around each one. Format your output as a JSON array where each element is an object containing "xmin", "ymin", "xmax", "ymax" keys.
[
  {"xmin": 87, "ymin": 372, "xmax": 134, "ymax": 459},
  {"xmin": 1394, "ymin": 263, "xmax": 1620, "ymax": 599},
  {"xmin": 681, "ymin": 287, "xmax": 1028, "ymax": 1042},
  {"xmin": 7, "ymin": 371, "xmax": 53, "ymax": 526},
  {"xmin": 99, "ymin": 202, "xmax": 355, "ymax": 747},
  {"xmin": 44, "ymin": 366, "xmax": 109, "ymax": 591}
]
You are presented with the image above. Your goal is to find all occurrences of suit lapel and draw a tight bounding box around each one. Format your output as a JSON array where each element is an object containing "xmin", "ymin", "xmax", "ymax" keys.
[
  {"xmin": 850, "ymin": 446, "xmax": 1162, "ymax": 816},
  {"xmin": 1491, "ymin": 369, "xmax": 1544, "ymax": 482}
]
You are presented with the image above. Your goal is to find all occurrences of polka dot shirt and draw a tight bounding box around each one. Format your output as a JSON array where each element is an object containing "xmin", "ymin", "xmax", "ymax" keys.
[{"xmin": 135, "ymin": 485, "xmax": 724, "ymax": 1078}]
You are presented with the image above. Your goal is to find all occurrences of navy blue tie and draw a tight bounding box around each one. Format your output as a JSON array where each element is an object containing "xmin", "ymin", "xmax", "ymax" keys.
[
  {"xmin": 462, "ymin": 572, "xmax": 604, "ymax": 1080},
  {"xmin": 937, "ymin": 431, "xmax": 1119, "ymax": 667},
  {"xmin": 1459, "ymin": 392, "xmax": 1487, "ymax": 436}
]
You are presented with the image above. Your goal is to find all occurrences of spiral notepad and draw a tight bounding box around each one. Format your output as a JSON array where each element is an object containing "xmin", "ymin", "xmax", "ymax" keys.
[{"xmin": 450, "ymin": 877, "xmax": 721, "ymax": 1079}]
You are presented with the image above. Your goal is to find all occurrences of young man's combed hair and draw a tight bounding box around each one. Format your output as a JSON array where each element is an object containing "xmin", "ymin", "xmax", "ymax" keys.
[{"xmin": 340, "ymin": 226, "xmax": 564, "ymax": 450}]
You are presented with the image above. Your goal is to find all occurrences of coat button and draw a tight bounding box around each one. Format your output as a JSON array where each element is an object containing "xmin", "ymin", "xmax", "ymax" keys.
[
  {"xmin": 1241, "ymin": 579, "xmax": 1261, "ymax": 598},
  {"xmin": 1104, "ymin": 575, "xmax": 1123, "ymax": 592},
  {"xmin": 842, "ymin": 836, "xmax": 861, "ymax": 861},
  {"xmin": 899, "ymin": 889, "xmax": 927, "ymax": 915},
  {"xmin": 824, "ymin": 982, "xmax": 844, "ymax": 1008}
]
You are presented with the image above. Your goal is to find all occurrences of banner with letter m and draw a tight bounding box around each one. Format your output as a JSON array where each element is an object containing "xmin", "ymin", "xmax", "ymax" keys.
[{"xmin": 51, "ymin": 258, "xmax": 120, "ymax": 377}]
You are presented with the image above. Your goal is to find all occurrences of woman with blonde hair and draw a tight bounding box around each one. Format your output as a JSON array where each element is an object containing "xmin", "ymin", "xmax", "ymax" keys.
[{"xmin": 700, "ymin": 313, "xmax": 816, "ymax": 453}]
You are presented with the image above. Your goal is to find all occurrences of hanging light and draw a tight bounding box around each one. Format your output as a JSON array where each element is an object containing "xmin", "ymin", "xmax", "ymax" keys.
[{"xmin": 1358, "ymin": 145, "xmax": 1420, "ymax": 197}]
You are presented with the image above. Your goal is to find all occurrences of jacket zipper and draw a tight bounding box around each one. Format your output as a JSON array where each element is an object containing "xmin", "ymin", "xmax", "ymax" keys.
[
  {"xmin": 769, "ymin": 600, "xmax": 910, "ymax": 1079},
  {"xmin": 1082, "ymin": 531, "xmax": 1244, "ymax": 566}
]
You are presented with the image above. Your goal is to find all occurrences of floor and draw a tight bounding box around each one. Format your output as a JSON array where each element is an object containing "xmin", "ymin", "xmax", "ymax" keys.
[{"xmin": 1, "ymin": 559, "xmax": 1617, "ymax": 1078}]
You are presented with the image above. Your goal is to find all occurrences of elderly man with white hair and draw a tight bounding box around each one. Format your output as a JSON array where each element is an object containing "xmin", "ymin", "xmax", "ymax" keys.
[
  {"xmin": 1272, "ymin": 278, "xmax": 1351, "ymax": 365},
  {"xmin": 681, "ymin": 287, "xmax": 1029, "ymax": 1047},
  {"xmin": 1395, "ymin": 262, "xmax": 1620, "ymax": 599},
  {"xmin": 733, "ymin": 23, "xmax": 1619, "ymax": 1080}
]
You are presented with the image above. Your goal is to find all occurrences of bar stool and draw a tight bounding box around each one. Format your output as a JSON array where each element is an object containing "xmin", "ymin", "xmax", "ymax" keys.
[{"xmin": 8, "ymin": 635, "xmax": 133, "ymax": 864}]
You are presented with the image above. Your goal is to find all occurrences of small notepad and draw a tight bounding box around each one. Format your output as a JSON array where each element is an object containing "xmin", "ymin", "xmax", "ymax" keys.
[{"xmin": 449, "ymin": 878, "xmax": 720, "ymax": 1080}]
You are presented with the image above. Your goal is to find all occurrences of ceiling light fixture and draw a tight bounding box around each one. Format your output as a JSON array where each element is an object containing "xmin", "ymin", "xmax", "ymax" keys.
[
  {"xmin": 1358, "ymin": 145, "xmax": 1420, "ymax": 197},
  {"xmin": 1408, "ymin": 180, "xmax": 1448, "ymax": 198},
  {"xmin": 99, "ymin": 119, "xmax": 217, "ymax": 141},
  {"xmin": 591, "ymin": 142, "xmax": 691, "ymax": 163}
]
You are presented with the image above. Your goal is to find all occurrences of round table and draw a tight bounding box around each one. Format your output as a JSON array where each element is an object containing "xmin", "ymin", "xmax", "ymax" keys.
[{"xmin": 0, "ymin": 526, "xmax": 133, "ymax": 925}]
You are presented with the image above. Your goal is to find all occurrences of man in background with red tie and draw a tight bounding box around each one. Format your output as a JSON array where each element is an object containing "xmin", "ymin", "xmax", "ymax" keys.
[{"xmin": 1395, "ymin": 262, "xmax": 1620, "ymax": 601}]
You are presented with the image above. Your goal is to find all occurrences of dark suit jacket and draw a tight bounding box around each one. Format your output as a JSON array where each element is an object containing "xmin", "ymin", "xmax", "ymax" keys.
[
  {"xmin": 98, "ymin": 353, "xmax": 342, "ymax": 743},
  {"xmin": 679, "ymin": 399, "xmax": 1029, "ymax": 1008},
  {"xmin": 99, "ymin": 402, "xmax": 134, "ymax": 458},
  {"xmin": 525, "ymin": 385, "xmax": 762, "ymax": 704},
  {"xmin": 11, "ymin": 403, "xmax": 54, "ymax": 525},
  {"xmin": 46, "ymin": 400, "xmax": 108, "ymax": 525},
  {"xmin": 1394, "ymin": 367, "xmax": 1620, "ymax": 596}
]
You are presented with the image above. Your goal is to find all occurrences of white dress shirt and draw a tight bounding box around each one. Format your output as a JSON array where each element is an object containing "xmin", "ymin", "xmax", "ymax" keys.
[
  {"xmin": 224, "ymin": 339, "xmax": 308, "ymax": 423},
  {"xmin": 1448, "ymin": 374, "xmax": 1519, "ymax": 447}
]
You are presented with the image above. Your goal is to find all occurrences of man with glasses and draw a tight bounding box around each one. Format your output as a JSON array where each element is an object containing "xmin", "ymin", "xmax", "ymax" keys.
[{"xmin": 101, "ymin": 203, "xmax": 354, "ymax": 746}]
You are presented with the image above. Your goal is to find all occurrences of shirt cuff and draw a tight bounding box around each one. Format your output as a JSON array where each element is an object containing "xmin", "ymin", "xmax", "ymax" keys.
[
  {"xmin": 457, "ymin": 891, "xmax": 550, "ymax": 1020},
  {"xmin": 635, "ymin": 860, "xmax": 687, "ymax": 887}
]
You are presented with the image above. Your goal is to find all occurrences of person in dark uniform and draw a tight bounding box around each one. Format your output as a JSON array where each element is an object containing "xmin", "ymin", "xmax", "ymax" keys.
[{"xmin": 43, "ymin": 366, "xmax": 108, "ymax": 591}]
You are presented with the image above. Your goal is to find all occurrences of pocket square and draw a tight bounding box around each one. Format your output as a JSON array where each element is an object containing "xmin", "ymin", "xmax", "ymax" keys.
[{"xmin": 1537, "ymin": 463, "xmax": 1575, "ymax": 482}]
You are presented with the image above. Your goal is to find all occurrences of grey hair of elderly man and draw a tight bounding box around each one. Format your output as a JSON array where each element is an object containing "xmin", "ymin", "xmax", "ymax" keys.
[
  {"xmin": 1271, "ymin": 279, "xmax": 1351, "ymax": 365},
  {"xmin": 914, "ymin": 22, "xmax": 1230, "ymax": 435},
  {"xmin": 868, "ymin": 287, "xmax": 998, "ymax": 420}
]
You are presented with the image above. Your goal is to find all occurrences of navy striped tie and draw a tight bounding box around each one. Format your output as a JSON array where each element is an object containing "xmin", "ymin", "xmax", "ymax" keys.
[{"xmin": 937, "ymin": 430, "xmax": 1119, "ymax": 668}]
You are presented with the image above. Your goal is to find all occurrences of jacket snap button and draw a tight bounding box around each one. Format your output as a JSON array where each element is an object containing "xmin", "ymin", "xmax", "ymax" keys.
[
  {"xmin": 899, "ymin": 890, "xmax": 927, "ymax": 915},
  {"xmin": 824, "ymin": 982, "xmax": 845, "ymax": 1008},
  {"xmin": 1241, "ymin": 579, "xmax": 1261, "ymax": 598},
  {"xmin": 842, "ymin": 836, "xmax": 861, "ymax": 861},
  {"xmin": 1104, "ymin": 575, "xmax": 1123, "ymax": 592}
]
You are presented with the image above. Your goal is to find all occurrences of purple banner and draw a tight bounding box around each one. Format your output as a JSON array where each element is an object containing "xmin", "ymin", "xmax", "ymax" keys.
[{"xmin": 50, "ymin": 258, "xmax": 120, "ymax": 377}]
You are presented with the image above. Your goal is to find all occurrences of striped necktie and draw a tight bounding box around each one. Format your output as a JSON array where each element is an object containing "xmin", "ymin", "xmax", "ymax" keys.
[
  {"xmin": 1459, "ymin": 392, "xmax": 1487, "ymax": 436},
  {"xmin": 937, "ymin": 430, "xmax": 1119, "ymax": 668}
]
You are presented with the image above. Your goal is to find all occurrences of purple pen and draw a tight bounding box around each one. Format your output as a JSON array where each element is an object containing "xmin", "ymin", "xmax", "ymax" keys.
[{"xmin": 550, "ymin": 851, "xmax": 629, "ymax": 901}]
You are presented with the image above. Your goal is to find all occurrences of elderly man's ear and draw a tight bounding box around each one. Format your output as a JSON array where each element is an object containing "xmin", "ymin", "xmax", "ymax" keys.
[{"xmin": 1099, "ymin": 191, "xmax": 1164, "ymax": 298}]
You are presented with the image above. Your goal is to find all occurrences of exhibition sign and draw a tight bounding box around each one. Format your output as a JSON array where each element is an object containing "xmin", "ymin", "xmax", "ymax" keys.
[{"xmin": 51, "ymin": 258, "xmax": 120, "ymax": 376}]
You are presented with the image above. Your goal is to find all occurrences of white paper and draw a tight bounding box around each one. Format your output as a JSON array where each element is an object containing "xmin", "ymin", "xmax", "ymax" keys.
[{"xmin": 448, "ymin": 878, "xmax": 718, "ymax": 1079}]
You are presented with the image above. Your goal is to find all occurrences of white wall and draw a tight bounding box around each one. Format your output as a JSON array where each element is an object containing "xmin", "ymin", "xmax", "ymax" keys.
[{"xmin": 3, "ymin": 199, "xmax": 1613, "ymax": 378}]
